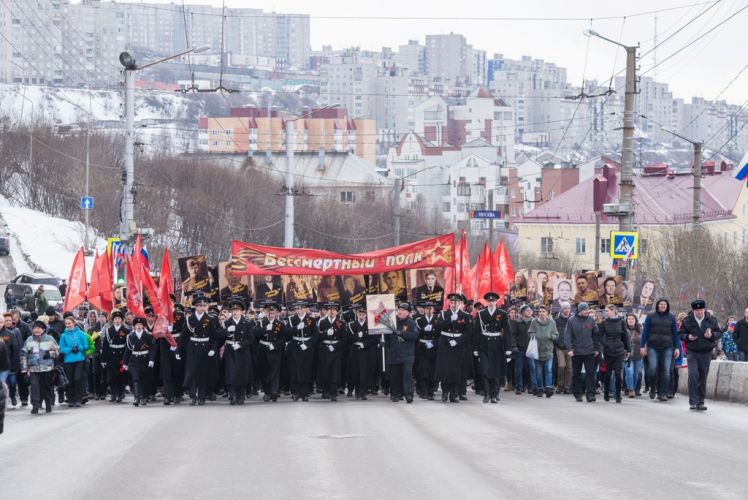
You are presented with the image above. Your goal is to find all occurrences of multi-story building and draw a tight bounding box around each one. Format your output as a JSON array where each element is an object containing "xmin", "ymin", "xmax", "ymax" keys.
[
  {"xmin": 197, "ymin": 107, "xmax": 376, "ymax": 164},
  {"xmin": 319, "ymin": 51, "xmax": 379, "ymax": 120},
  {"xmin": 394, "ymin": 40, "xmax": 426, "ymax": 75},
  {"xmin": 0, "ymin": 0, "xmax": 65, "ymax": 85},
  {"xmin": 0, "ymin": 0, "xmax": 310, "ymax": 87},
  {"xmin": 412, "ymin": 87, "xmax": 515, "ymax": 163},
  {"xmin": 385, "ymin": 131, "xmax": 512, "ymax": 235},
  {"xmin": 488, "ymin": 54, "xmax": 569, "ymax": 146},
  {"xmin": 425, "ymin": 33, "xmax": 470, "ymax": 85}
]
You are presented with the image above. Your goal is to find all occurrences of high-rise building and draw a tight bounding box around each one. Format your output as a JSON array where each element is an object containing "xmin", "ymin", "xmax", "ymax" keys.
[
  {"xmin": 319, "ymin": 51, "xmax": 379, "ymax": 120},
  {"xmin": 425, "ymin": 33, "xmax": 470, "ymax": 85}
]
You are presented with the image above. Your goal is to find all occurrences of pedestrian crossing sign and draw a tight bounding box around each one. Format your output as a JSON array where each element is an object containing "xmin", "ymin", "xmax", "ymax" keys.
[{"xmin": 610, "ymin": 231, "xmax": 638, "ymax": 260}]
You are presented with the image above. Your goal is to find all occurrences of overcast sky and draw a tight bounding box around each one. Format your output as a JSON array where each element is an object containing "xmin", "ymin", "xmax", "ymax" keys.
[{"xmin": 137, "ymin": 0, "xmax": 746, "ymax": 103}]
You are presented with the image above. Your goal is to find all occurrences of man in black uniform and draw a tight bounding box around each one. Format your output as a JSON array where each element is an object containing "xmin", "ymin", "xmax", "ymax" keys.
[
  {"xmin": 159, "ymin": 304, "xmax": 185, "ymax": 405},
  {"xmin": 415, "ymin": 301, "xmax": 440, "ymax": 400},
  {"xmin": 436, "ymin": 293, "xmax": 472, "ymax": 402},
  {"xmin": 316, "ymin": 302, "xmax": 348, "ymax": 401},
  {"xmin": 255, "ymin": 301, "xmax": 286, "ymax": 401},
  {"xmin": 285, "ymin": 301, "xmax": 318, "ymax": 401},
  {"xmin": 679, "ymin": 299, "xmax": 721, "ymax": 411},
  {"xmin": 222, "ymin": 297, "xmax": 254, "ymax": 405},
  {"xmin": 178, "ymin": 293, "xmax": 223, "ymax": 405},
  {"xmin": 101, "ymin": 310, "xmax": 130, "ymax": 402},
  {"xmin": 474, "ymin": 292, "xmax": 512, "ymax": 403},
  {"xmin": 347, "ymin": 305, "xmax": 377, "ymax": 400},
  {"xmin": 123, "ymin": 317, "xmax": 157, "ymax": 406},
  {"xmin": 383, "ymin": 302, "xmax": 419, "ymax": 403}
]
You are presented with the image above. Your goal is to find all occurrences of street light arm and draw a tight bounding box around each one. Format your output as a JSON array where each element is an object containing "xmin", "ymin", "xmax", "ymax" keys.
[{"xmin": 583, "ymin": 29, "xmax": 631, "ymax": 50}]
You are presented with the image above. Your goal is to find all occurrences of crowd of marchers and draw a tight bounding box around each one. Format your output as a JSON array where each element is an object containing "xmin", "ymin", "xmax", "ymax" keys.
[{"xmin": 1, "ymin": 292, "xmax": 746, "ymax": 428}]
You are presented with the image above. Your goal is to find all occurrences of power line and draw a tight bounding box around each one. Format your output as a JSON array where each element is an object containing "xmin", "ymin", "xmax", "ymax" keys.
[{"xmin": 121, "ymin": 2, "xmax": 718, "ymax": 21}]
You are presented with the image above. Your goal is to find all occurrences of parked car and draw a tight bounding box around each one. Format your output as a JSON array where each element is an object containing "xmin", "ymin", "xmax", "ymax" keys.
[
  {"xmin": 0, "ymin": 233, "xmax": 9, "ymax": 256},
  {"xmin": 5, "ymin": 273, "xmax": 63, "ymax": 311}
]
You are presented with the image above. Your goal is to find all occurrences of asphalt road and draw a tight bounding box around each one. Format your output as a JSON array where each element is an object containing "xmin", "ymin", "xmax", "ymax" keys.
[{"xmin": 1, "ymin": 390, "xmax": 746, "ymax": 500}]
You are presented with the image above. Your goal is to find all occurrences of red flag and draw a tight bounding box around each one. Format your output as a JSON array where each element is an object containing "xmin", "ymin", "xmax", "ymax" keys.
[
  {"xmin": 495, "ymin": 239, "xmax": 514, "ymax": 302},
  {"xmin": 464, "ymin": 263, "xmax": 478, "ymax": 302},
  {"xmin": 159, "ymin": 248, "xmax": 174, "ymax": 324},
  {"xmin": 99, "ymin": 250, "xmax": 114, "ymax": 312},
  {"xmin": 63, "ymin": 247, "xmax": 87, "ymax": 312},
  {"xmin": 475, "ymin": 243, "xmax": 493, "ymax": 302},
  {"xmin": 125, "ymin": 255, "xmax": 145, "ymax": 317},
  {"xmin": 491, "ymin": 240, "xmax": 509, "ymax": 299},
  {"xmin": 141, "ymin": 266, "xmax": 161, "ymax": 316},
  {"xmin": 443, "ymin": 230, "xmax": 469, "ymax": 308},
  {"xmin": 88, "ymin": 251, "xmax": 113, "ymax": 312},
  {"xmin": 456, "ymin": 230, "xmax": 470, "ymax": 295}
]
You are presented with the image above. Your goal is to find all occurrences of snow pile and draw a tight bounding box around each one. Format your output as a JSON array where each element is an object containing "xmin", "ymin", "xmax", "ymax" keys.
[{"xmin": 0, "ymin": 198, "xmax": 106, "ymax": 280}]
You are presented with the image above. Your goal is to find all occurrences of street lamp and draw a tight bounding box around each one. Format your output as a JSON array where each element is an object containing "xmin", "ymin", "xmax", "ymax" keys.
[
  {"xmin": 16, "ymin": 90, "xmax": 33, "ymax": 171},
  {"xmin": 584, "ymin": 29, "xmax": 638, "ymax": 279},
  {"xmin": 118, "ymin": 45, "xmax": 210, "ymax": 241}
]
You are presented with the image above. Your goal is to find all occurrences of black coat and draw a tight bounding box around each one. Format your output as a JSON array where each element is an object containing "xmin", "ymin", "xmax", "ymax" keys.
[
  {"xmin": 597, "ymin": 317, "xmax": 630, "ymax": 357},
  {"xmin": 223, "ymin": 316, "xmax": 254, "ymax": 386},
  {"xmin": 384, "ymin": 316, "xmax": 418, "ymax": 365},
  {"xmin": 102, "ymin": 324, "xmax": 130, "ymax": 364},
  {"xmin": 435, "ymin": 309, "xmax": 471, "ymax": 383},
  {"xmin": 474, "ymin": 308, "xmax": 511, "ymax": 379},
  {"xmin": 733, "ymin": 318, "xmax": 748, "ymax": 352},
  {"xmin": 679, "ymin": 312, "xmax": 721, "ymax": 353}
]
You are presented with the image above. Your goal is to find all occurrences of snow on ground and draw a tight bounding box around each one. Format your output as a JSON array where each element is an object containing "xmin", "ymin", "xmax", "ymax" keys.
[{"xmin": 0, "ymin": 197, "xmax": 106, "ymax": 280}]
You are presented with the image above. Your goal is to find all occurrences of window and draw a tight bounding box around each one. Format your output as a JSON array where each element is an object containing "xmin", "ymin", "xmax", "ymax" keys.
[
  {"xmin": 511, "ymin": 207, "xmax": 516, "ymax": 217},
  {"xmin": 640, "ymin": 239, "xmax": 648, "ymax": 255},
  {"xmin": 541, "ymin": 237, "xmax": 553, "ymax": 255},
  {"xmin": 510, "ymin": 189, "xmax": 516, "ymax": 199},
  {"xmin": 456, "ymin": 183, "xmax": 471, "ymax": 196},
  {"xmin": 575, "ymin": 237, "xmax": 586, "ymax": 254},
  {"xmin": 600, "ymin": 238, "xmax": 611, "ymax": 254},
  {"xmin": 443, "ymin": 202, "xmax": 451, "ymax": 212},
  {"xmin": 340, "ymin": 191, "xmax": 354, "ymax": 202}
]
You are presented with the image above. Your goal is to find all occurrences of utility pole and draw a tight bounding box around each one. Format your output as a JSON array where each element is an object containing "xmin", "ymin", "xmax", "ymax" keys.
[
  {"xmin": 586, "ymin": 29, "xmax": 638, "ymax": 279},
  {"xmin": 121, "ymin": 66, "xmax": 135, "ymax": 240},
  {"xmin": 85, "ymin": 90, "xmax": 92, "ymax": 254},
  {"xmin": 692, "ymin": 141, "xmax": 703, "ymax": 229},
  {"xmin": 393, "ymin": 179, "xmax": 401, "ymax": 246},
  {"xmin": 284, "ymin": 119, "xmax": 295, "ymax": 248}
]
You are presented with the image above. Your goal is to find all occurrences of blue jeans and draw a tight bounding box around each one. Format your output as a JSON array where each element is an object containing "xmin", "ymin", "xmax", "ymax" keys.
[
  {"xmin": 625, "ymin": 358, "xmax": 644, "ymax": 391},
  {"xmin": 0, "ymin": 371, "xmax": 17, "ymax": 402},
  {"xmin": 528, "ymin": 357, "xmax": 553, "ymax": 389},
  {"xmin": 514, "ymin": 350, "xmax": 526, "ymax": 390},
  {"xmin": 646, "ymin": 347, "xmax": 673, "ymax": 397}
]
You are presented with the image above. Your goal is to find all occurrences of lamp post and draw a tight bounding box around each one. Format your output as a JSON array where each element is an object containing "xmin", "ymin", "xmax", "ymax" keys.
[
  {"xmin": 118, "ymin": 45, "xmax": 210, "ymax": 241},
  {"xmin": 584, "ymin": 29, "xmax": 638, "ymax": 278}
]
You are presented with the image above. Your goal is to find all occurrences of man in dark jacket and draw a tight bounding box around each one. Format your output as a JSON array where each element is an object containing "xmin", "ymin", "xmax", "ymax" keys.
[
  {"xmin": 384, "ymin": 302, "xmax": 418, "ymax": 403},
  {"xmin": 564, "ymin": 302, "xmax": 600, "ymax": 402},
  {"xmin": 733, "ymin": 308, "xmax": 748, "ymax": 361},
  {"xmin": 679, "ymin": 299, "xmax": 721, "ymax": 411},
  {"xmin": 511, "ymin": 304, "xmax": 533, "ymax": 394},
  {"xmin": 0, "ymin": 314, "xmax": 22, "ymax": 407},
  {"xmin": 554, "ymin": 302, "xmax": 573, "ymax": 394},
  {"xmin": 640, "ymin": 298, "xmax": 681, "ymax": 401}
]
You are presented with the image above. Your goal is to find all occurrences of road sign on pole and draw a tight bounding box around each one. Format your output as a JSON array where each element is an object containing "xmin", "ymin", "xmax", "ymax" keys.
[
  {"xmin": 471, "ymin": 210, "xmax": 502, "ymax": 219},
  {"xmin": 81, "ymin": 196, "xmax": 94, "ymax": 210},
  {"xmin": 610, "ymin": 231, "xmax": 638, "ymax": 259}
]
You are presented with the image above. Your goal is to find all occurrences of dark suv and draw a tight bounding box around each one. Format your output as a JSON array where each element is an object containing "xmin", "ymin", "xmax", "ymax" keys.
[{"xmin": 0, "ymin": 233, "xmax": 9, "ymax": 255}]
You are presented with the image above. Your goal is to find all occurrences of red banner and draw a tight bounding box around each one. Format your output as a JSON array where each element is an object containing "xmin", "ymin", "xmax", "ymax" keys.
[{"xmin": 230, "ymin": 234, "xmax": 455, "ymax": 276}]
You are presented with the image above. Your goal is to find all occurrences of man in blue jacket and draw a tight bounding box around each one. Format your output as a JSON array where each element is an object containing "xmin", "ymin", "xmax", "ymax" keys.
[{"xmin": 384, "ymin": 302, "xmax": 419, "ymax": 403}]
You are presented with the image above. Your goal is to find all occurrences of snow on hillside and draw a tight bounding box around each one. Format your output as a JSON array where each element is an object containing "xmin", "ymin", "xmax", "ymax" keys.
[{"xmin": 0, "ymin": 197, "xmax": 106, "ymax": 280}]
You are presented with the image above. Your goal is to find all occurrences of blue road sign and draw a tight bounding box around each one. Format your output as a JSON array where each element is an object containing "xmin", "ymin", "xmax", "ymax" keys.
[
  {"xmin": 471, "ymin": 210, "xmax": 502, "ymax": 219},
  {"xmin": 81, "ymin": 196, "xmax": 94, "ymax": 210}
]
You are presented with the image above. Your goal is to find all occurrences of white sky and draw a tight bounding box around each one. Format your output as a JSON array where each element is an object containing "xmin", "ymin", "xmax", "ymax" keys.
[{"xmin": 131, "ymin": 0, "xmax": 747, "ymax": 103}]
